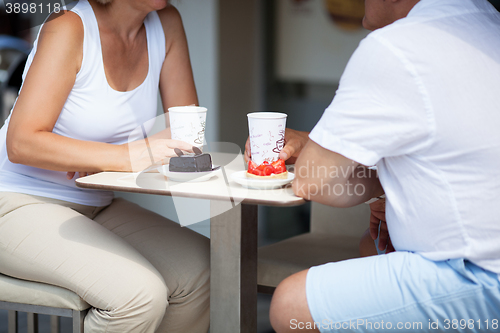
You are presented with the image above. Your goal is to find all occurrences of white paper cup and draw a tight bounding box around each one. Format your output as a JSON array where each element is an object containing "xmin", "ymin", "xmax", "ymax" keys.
[
  {"xmin": 168, "ymin": 106, "xmax": 207, "ymax": 148},
  {"xmin": 247, "ymin": 112, "xmax": 287, "ymax": 165}
]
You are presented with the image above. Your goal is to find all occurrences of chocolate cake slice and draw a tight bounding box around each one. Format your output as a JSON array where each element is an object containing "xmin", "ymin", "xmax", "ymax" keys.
[{"xmin": 169, "ymin": 153, "xmax": 213, "ymax": 172}]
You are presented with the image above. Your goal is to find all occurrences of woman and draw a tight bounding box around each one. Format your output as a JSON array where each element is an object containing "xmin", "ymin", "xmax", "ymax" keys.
[{"xmin": 0, "ymin": 0, "xmax": 210, "ymax": 332}]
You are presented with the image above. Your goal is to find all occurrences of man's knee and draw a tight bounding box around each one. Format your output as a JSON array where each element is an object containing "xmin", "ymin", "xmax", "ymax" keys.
[
  {"xmin": 270, "ymin": 270, "xmax": 318, "ymax": 332},
  {"xmin": 270, "ymin": 277, "xmax": 293, "ymax": 331}
]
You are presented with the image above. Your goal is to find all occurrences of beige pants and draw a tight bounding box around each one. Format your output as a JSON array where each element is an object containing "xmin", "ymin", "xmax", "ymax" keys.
[{"xmin": 0, "ymin": 192, "xmax": 210, "ymax": 333}]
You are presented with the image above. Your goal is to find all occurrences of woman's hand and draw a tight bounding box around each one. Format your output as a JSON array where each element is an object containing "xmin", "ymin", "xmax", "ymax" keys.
[
  {"xmin": 244, "ymin": 128, "xmax": 310, "ymax": 164},
  {"xmin": 66, "ymin": 171, "xmax": 98, "ymax": 180},
  {"xmin": 369, "ymin": 198, "xmax": 395, "ymax": 254},
  {"xmin": 66, "ymin": 138, "xmax": 194, "ymax": 177},
  {"xmin": 125, "ymin": 138, "xmax": 193, "ymax": 172}
]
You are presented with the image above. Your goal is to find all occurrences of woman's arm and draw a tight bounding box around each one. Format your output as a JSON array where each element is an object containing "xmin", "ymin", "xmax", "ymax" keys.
[
  {"xmin": 6, "ymin": 12, "xmax": 130, "ymax": 172},
  {"xmin": 157, "ymin": 5, "xmax": 198, "ymax": 112}
]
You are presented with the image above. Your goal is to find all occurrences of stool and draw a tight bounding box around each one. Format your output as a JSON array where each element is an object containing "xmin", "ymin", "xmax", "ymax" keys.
[{"xmin": 0, "ymin": 273, "xmax": 90, "ymax": 333}]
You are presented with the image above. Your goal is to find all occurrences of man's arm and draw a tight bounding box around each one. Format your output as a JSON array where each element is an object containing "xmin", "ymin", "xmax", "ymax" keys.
[{"xmin": 293, "ymin": 139, "xmax": 384, "ymax": 208}]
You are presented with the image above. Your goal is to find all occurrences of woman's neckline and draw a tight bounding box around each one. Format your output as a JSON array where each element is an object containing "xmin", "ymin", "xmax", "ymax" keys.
[{"xmin": 87, "ymin": 0, "xmax": 151, "ymax": 94}]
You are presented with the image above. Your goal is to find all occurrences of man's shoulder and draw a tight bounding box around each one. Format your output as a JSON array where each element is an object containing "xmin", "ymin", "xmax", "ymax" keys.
[
  {"xmin": 359, "ymin": 13, "xmax": 439, "ymax": 55},
  {"xmin": 366, "ymin": 16, "xmax": 420, "ymax": 42},
  {"xmin": 373, "ymin": 0, "xmax": 500, "ymax": 41}
]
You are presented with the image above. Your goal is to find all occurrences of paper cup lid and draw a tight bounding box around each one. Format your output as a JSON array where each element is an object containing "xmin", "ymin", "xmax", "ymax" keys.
[
  {"xmin": 247, "ymin": 112, "xmax": 287, "ymax": 119},
  {"xmin": 169, "ymin": 106, "xmax": 207, "ymax": 113}
]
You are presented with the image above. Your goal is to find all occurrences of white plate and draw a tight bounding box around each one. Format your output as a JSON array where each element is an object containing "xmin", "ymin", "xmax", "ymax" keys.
[
  {"xmin": 158, "ymin": 165, "xmax": 221, "ymax": 182},
  {"xmin": 230, "ymin": 170, "xmax": 295, "ymax": 190}
]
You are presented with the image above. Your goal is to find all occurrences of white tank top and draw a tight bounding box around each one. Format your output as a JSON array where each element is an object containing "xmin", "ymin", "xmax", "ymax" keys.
[{"xmin": 0, "ymin": 0, "xmax": 165, "ymax": 206}]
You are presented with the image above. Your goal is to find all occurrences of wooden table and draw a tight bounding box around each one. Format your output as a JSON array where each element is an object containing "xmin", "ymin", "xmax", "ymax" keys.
[{"xmin": 76, "ymin": 153, "xmax": 305, "ymax": 333}]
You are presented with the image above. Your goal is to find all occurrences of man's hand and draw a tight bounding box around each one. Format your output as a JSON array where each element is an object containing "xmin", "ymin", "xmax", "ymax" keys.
[
  {"xmin": 369, "ymin": 198, "xmax": 395, "ymax": 253},
  {"xmin": 244, "ymin": 128, "xmax": 309, "ymax": 164}
]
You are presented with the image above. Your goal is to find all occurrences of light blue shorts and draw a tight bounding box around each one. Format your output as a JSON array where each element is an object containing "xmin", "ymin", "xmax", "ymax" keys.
[{"xmin": 306, "ymin": 251, "xmax": 500, "ymax": 333}]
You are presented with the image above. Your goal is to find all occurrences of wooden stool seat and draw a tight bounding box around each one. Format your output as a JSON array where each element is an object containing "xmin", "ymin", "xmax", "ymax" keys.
[{"xmin": 0, "ymin": 273, "xmax": 90, "ymax": 333}]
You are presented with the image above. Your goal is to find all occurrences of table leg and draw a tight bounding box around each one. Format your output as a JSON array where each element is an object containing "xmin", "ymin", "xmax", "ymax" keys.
[{"xmin": 210, "ymin": 202, "xmax": 258, "ymax": 333}]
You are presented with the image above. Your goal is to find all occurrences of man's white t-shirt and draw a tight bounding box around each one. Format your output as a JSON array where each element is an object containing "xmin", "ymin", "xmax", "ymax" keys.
[{"xmin": 310, "ymin": 0, "xmax": 500, "ymax": 275}]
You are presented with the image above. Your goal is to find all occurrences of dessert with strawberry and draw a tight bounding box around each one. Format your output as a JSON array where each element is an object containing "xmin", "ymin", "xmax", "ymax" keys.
[{"xmin": 246, "ymin": 159, "xmax": 288, "ymax": 179}]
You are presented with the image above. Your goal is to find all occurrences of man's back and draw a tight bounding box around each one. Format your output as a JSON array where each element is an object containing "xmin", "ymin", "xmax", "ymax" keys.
[
  {"xmin": 273, "ymin": 1, "xmax": 500, "ymax": 330},
  {"xmin": 314, "ymin": 0, "xmax": 500, "ymax": 273}
]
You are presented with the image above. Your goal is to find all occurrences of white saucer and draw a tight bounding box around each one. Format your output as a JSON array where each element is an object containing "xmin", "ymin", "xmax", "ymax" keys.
[
  {"xmin": 159, "ymin": 165, "xmax": 221, "ymax": 182},
  {"xmin": 230, "ymin": 170, "xmax": 295, "ymax": 190}
]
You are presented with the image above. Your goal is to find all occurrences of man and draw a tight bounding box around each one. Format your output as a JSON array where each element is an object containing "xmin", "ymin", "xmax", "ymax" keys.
[{"xmin": 267, "ymin": 0, "xmax": 500, "ymax": 332}]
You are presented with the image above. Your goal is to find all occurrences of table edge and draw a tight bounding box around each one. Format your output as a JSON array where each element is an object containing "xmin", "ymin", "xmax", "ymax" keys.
[{"xmin": 76, "ymin": 179, "xmax": 307, "ymax": 207}]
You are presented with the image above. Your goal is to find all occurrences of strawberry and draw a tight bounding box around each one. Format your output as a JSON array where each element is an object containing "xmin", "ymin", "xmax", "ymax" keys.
[
  {"xmin": 247, "ymin": 159, "xmax": 286, "ymax": 176},
  {"xmin": 271, "ymin": 159, "xmax": 286, "ymax": 174}
]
